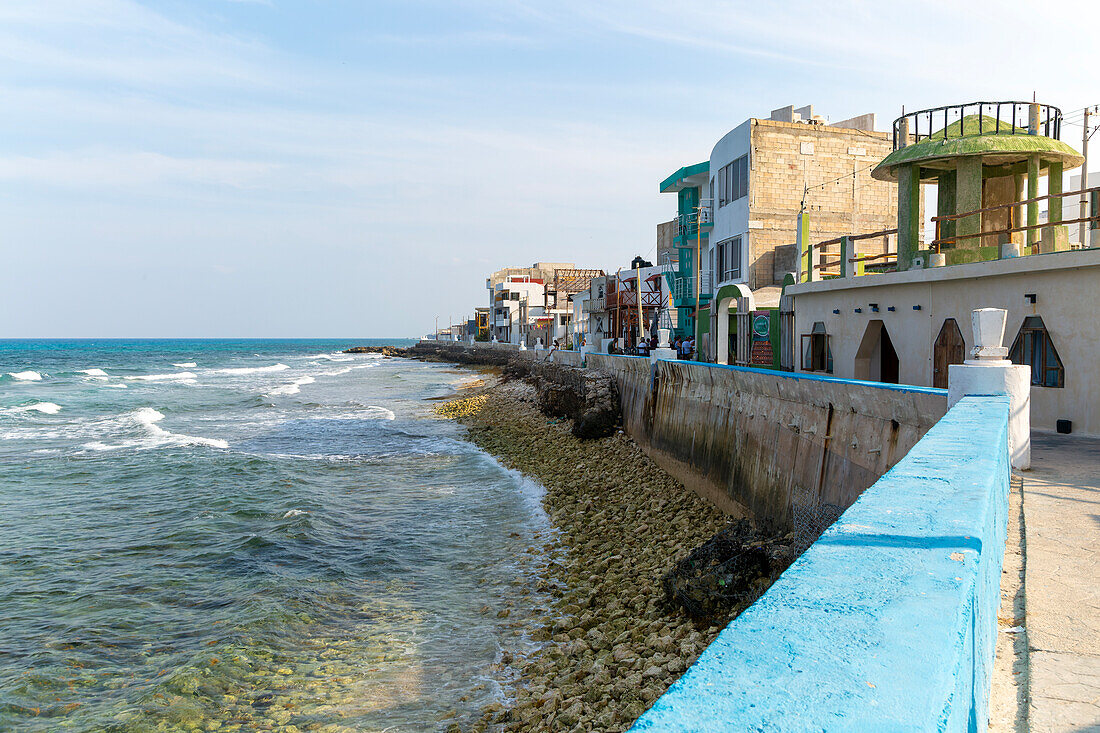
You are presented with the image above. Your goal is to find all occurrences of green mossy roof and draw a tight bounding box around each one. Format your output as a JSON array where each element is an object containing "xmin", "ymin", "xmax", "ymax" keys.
[{"xmin": 872, "ymin": 115, "xmax": 1083, "ymax": 181}]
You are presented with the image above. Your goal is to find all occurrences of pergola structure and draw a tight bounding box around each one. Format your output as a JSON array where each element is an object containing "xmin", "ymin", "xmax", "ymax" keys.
[{"xmin": 872, "ymin": 101, "xmax": 1083, "ymax": 269}]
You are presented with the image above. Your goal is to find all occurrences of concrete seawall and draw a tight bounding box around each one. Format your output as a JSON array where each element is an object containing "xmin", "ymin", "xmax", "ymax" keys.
[
  {"xmin": 584, "ymin": 353, "xmax": 947, "ymax": 531},
  {"xmin": 417, "ymin": 343, "xmax": 948, "ymax": 531},
  {"xmin": 630, "ymin": 395, "xmax": 1012, "ymax": 730}
]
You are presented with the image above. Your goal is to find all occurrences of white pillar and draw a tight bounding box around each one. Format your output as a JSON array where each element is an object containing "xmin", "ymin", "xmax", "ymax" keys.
[{"xmin": 948, "ymin": 308, "xmax": 1031, "ymax": 470}]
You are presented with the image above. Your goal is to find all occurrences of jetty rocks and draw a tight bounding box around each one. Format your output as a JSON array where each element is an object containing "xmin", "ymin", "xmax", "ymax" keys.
[
  {"xmin": 341, "ymin": 345, "xmax": 408, "ymax": 356},
  {"xmin": 413, "ymin": 343, "xmax": 621, "ymax": 440}
]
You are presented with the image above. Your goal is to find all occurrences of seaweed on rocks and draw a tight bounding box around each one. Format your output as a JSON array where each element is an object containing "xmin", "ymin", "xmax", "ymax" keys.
[{"xmin": 661, "ymin": 520, "xmax": 797, "ymax": 627}]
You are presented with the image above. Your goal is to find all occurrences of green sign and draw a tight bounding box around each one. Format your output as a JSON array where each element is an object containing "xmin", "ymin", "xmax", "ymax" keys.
[{"xmin": 752, "ymin": 314, "xmax": 770, "ymax": 339}]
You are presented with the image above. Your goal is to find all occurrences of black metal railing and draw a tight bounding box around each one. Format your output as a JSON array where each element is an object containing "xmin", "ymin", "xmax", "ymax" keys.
[{"xmin": 891, "ymin": 101, "xmax": 1062, "ymax": 150}]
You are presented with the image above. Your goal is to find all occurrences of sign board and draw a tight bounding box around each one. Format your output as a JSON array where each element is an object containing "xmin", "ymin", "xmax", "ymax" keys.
[
  {"xmin": 752, "ymin": 314, "xmax": 770, "ymax": 340},
  {"xmin": 750, "ymin": 311, "xmax": 773, "ymax": 366}
]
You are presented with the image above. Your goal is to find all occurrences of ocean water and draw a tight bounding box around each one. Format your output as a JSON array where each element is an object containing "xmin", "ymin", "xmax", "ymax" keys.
[{"xmin": 0, "ymin": 340, "xmax": 551, "ymax": 732}]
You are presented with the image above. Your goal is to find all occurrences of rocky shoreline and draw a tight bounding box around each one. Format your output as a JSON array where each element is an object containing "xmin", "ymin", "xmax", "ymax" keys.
[{"xmin": 434, "ymin": 376, "xmax": 753, "ymax": 732}]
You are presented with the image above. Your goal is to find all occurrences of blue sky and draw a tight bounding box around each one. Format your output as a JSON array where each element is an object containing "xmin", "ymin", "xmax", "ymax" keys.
[{"xmin": 2, "ymin": 0, "xmax": 1097, "ymax": 337}]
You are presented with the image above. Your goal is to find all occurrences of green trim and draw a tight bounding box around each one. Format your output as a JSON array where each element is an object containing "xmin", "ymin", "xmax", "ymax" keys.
[{"xmin": 660, "ymin": 161, "xmax": 710, "ymax": 193}]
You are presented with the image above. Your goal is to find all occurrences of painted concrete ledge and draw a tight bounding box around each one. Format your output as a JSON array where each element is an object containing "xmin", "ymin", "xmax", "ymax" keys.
[{"xmin": 630, "ymin": 395, "xmax": 1011, "ymax": 732}]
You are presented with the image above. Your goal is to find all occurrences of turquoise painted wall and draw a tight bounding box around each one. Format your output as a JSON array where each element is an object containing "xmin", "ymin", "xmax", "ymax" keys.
[{"xmin": 630, "ymin": 395, "xmax": 1010, "ymax": 732}]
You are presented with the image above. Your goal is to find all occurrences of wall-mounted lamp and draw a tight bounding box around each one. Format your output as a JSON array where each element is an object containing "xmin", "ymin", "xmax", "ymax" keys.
[
  {"xmin": 1025, "ymin": 293, "xmax": 1037, "ymax": 304},
  {"xmin": 832, "ymin": 308, "xmax": 840, "ymax": 315},
  {"xmin": 887, "ymin": 306, "xmax": 896, "ymax": 312},
  {"xmin": 854, "ymin": 308, "xmax": 863, "ymax": 313},
  {"xmin": 869, "ymin": 303, "xmax": 879, "ymax": 312},
  {"xmin": 913, "ymin": 305, "xmax": 922, "ymax": 311}
]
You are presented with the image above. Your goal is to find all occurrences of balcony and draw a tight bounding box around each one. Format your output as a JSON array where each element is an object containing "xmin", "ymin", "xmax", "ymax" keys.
[{"xmin": 675, "ymin": 209, "xmax": 713, "ymax": 241}]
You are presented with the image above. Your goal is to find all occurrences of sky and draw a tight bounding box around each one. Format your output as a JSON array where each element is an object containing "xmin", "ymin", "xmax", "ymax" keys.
[{"xmin": 2, "ymin": 0, "xmax": 1098, "ymax": 337}]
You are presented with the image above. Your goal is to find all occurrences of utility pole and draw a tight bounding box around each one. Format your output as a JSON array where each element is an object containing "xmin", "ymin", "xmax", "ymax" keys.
[
  {"xmin": 434, "ymin": 315, "xmax": 439, "ymax": 339},
  {"xmin": 1081, "ymin": 107, "xmax": 1092, "ymax": 247}
]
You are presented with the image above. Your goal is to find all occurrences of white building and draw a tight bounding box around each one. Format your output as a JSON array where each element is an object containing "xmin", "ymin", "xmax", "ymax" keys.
[{"xmin": 491, "ymin": 277, "xmax": 546, "ymax": 344}]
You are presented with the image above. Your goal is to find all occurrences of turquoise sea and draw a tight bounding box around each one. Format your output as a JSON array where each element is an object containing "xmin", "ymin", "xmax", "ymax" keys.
[{"xmin": 0, "ymin": 340, "xmax": 550, "ymax": 732}]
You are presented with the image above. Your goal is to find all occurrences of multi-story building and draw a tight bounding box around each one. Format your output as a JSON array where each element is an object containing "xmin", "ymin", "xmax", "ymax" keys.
[
  {"xmin": 486, "ymin": 263, "xmax": 602, "ymax": 345},
  {"xmin": 659, "ymin": 163, "xmax": 712, "ymax": 340},
  {"xmin": 663, "ymin": 104, "xmax": 902, "ymax": 362},
  {"xmin": 490, "ymin": 276, "xmax": 546, "ymax": 344}
]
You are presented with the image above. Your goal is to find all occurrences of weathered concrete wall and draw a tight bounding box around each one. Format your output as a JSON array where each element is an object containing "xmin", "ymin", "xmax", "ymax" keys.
[
  {"xmin": 631, "ymin": 395, "xmax": 1011, "ymax": 731},
  {"xmin": 587, "ymin": 353, "xmax": 947, "ymax": 530},
  {"xmin": 417, "ymin": 342, "xmax": 947, "ymax": 530},
  {"xmin": 789, "ymin": 248, "xmax": 1100, "ymax": 434}
]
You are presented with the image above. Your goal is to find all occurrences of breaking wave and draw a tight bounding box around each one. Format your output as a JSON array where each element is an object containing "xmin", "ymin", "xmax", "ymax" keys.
[
  {"xmin": 82, "ymin": 407, "xmax": 228, "ymax": 452},
  {"xmin": 268, "ymin": 376, "xmax": 316, "ymax": 396},
  {"xmin": 4, "ymin": 402, "xmax": 62, "ymax": 415},
  {"xmin": 125, "ymin": 371, "xmax": 198, "ymax": 382},
  {"xmin": 213, "ymin": 363, "xmax": 289, "ymax": 375},
  {"xmin": 8, "ymin": 371, "xmax": 42, "ymax": 381}
]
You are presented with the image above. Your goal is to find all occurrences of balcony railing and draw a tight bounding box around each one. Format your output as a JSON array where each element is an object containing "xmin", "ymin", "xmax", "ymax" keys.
[
  {"xmin": 676, "ymin": 208, "xmax": 712, "ymax": 239},
  {"xmin": 891, "ymin": 101, "xmax": 1062, "ymax": 150}
]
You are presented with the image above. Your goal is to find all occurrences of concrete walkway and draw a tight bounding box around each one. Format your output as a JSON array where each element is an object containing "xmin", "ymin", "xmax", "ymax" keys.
[{"xmin": 1023, "ymin": 432, "xmax": 1100, "ymax": 731}]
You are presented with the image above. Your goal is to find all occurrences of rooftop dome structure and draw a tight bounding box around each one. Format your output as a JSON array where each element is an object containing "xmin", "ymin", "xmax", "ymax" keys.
[{"xmin": 875, "ymin": 102, "xmax": 1083, "ymax": 269}]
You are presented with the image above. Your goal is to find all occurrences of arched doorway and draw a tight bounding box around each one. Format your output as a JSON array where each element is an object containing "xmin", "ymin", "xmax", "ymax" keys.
[
  {"xmin": 712, "ymin": 283, "xmax": 754, "ymax": 365},
  {"xmin": 932, "ymin": 318, "xmax": 965, "ymax": 388},
  {"xmin": 854, "ymin": 320, "xmax": 900, "ymax": 384}
]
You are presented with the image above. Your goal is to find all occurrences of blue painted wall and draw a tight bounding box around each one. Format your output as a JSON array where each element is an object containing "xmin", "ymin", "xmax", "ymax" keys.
[{"xmin": 630, "ymin": 395, "xmax": 1011, "ymax": 732}]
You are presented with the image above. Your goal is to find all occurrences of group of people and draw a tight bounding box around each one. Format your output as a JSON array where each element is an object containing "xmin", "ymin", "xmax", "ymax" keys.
[
  {"xmin": 672, "ymin": 336, "xmax": 696, "ymax": 360},
  {"xmin": 604, "ymin": 335, "xmax": 694, "ymax": 360}
]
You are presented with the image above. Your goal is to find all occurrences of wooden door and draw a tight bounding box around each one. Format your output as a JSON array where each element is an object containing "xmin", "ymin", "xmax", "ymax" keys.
[{"xmin": 933, "ymin": 318, "xmax": 965, "ymax": 388}]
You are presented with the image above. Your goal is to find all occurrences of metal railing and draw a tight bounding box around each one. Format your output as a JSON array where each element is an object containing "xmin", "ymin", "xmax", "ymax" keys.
[
  {"xmin": 930, "ymin": 185, "xmax": 1100, "ymax": 252},
  {"xmin": 891, "ymin": 101, "xmax": 1062, "ymax": 151},
  {"xmin": 676, "ymin": 209, "xmax": 712, "ymax": 238}
]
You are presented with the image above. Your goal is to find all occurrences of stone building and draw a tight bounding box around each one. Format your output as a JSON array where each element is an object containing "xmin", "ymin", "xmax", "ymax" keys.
[
  {"xmin": 661, "ymin": 105, "xmax": 904, "ymax": 361},
  {"xmin": 709, "ymin": 104, "xmax": 899, "ymax": 292}
]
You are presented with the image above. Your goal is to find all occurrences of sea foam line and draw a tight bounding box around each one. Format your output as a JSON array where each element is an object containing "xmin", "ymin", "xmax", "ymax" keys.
[
  {"xmin": 268, "ymin": 375, "xmax": 316, "ymax": 396},
  {"xmin": 213, "ymin": 363, "xmax": 289, "ymax": 375},
  {"xmin": 124, "ymin": 371, "xmax": 197, "ymax": 382},
  {"xmin": 3, "ymin": 402, "xmax": 62, "ymax": 415},
  {"xmin": 82, "ymin": 407, "xmax": 227, "ymax": 452}
]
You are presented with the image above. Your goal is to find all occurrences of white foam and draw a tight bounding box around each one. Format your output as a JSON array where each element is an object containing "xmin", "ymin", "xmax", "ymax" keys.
[
  {"xmin": 125, "ymin": 371, "xmax": 197, "ymax": 382},
  {"xmin": 366, "ymin": 406, "xmax": 396, "ymax": 420},
  {"xmin": 8, "ymin": 371, "xmax": 42, "ymax": 381},
  {"xmin": 319, "ymin": 363, "xmax": 379, "ymax": 377},
  {"xmin": 5, "ymin": 402, "xmax": 62, "ymax": 415},
  {"xmin": 213, "ymin": 363, "xmax": 289, "ymax": 375},
  {"xmin": 283, "ymin": 509, "xmax": 309, "ymax": 518},
  {"xmin": 173, "ymin": 362, "xmax": 197, "ymax": 368},
  {"xmin": 81, "ymin": 407, "xmax": 228, "ymax": 451},
  {"xmin": 81, "ymin": 368, "xmax": 109, "ymax": 377},
  {"xmin": 268, "ymin": 375, "xmax": 316, "ymax": 396}
]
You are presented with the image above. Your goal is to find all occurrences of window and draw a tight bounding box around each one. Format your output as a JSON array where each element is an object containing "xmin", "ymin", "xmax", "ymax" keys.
[
  {"xmin": 801, "ymin": 322, "xmax": 833, "ymax": 373},
  {"xmin": 717, "ymin": 154, "xmax": 750, "ymax": 208},
  {"xmin": 714, "ymin": 236, "xmax": 742, "ymax": 283},
  {"xmin": 1009, "ymin": 315, "xmax": 1064, "ymax": 388}
]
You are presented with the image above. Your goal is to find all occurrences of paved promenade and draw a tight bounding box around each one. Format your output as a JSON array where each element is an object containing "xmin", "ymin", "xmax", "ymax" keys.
[{"xmin": 1024, "ymin": 433, "xmax": 1100, "ymax": 731}]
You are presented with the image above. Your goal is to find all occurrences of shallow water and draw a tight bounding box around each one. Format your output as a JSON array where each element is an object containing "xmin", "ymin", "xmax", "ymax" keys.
[{"xmin": 0, "ymin": 340, "xmax": 549, "ymax": 731}]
